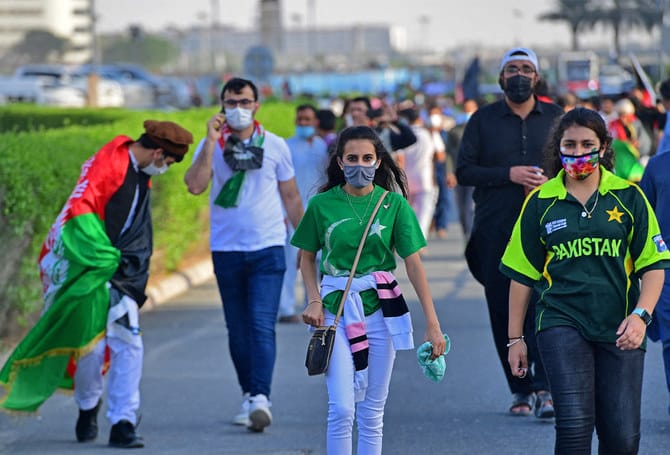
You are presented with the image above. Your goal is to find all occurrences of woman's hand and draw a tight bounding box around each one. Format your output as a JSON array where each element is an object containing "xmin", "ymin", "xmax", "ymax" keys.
[
  {"xmin": 508, "ymin": 340, "xmax": 528, "ymax": 378},
  {"xmin": 424, "ymin": 323, "xmax": 446, "ymax": 359},
  {"xmin": 615, "ymin": 314, "xmax": 647, "ymax": 350},
  {"xmin": 302, "ymin": 300, "xmax": 324, "ymax": 327}
]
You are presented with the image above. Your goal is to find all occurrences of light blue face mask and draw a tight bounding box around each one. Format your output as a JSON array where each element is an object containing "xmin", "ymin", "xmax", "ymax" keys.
[
  {"xmin": 343, "ymin": 164, "xmax": 376, "ymax": 188},
  {"xmin": 295, "ymin": 125, "xmax": 315, "ymax": 139}
]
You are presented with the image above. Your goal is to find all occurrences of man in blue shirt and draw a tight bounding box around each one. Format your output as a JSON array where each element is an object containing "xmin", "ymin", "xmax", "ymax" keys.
[
  {"xmin": 279, "ymin": 104, "xmax": 329, "ymax": 322},
  {"xmin": 640, "ymin": 151, "xmax": 670, "ymax": 415}
]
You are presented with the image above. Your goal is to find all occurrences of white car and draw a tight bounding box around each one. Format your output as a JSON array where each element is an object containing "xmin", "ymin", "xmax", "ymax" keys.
[{"xmin": 14, "ymin": 64, "xmax": 124, "ymax": 107}]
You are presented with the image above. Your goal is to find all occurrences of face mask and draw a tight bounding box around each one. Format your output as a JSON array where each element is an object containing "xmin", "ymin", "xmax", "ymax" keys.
[
  {"xmin": 343, "ymin": 164, "xmax": 376, "ymax": 188},
  {"xmin": 295, "ymin": 125, "xmax": 315, "ymax": 139},
  {"xmin": 560, "ymin": 148, "xmax": 600, "ymax": 180},
  {"xmin": 141, "ymin": 160, "xmax": 168, "ymax": 176},
  {"xmin": 344, "ymin": 114, "xmax": 354, "ymax": 127},
  {"xmin": 504, "ymin": 75, "xmax": 533, "ymax": 104},
  {"xmin": 225, "ymin": 107, "xmax": 254, "ymax": 130},
  {"xmin": 430, "ymin": 114, "xmax": 443, "ymax": 128}
]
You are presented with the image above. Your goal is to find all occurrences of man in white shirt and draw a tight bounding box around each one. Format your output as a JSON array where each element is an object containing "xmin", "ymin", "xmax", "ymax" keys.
[{"xmin": 184, "ymin": 77, "xmax": 303, "ymax": 433}]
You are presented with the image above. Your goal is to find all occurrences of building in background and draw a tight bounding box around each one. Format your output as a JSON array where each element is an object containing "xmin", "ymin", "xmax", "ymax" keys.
[{"xmin": 0, "ymin": 0, "xmax": 94, "ymax": 64}]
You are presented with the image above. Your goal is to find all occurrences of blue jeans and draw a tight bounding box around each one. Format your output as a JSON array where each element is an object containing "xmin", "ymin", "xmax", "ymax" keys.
[
  {"xmin": 537, "ymin": 326, "xmax": 644, "ymax": 455},
  {"xmin": 212, "ymin": 246, "xmax": 286, "ymax": 398},
  {"xmin": 433, "ymin": 160, "xmax": 449, "ymax": 231}
]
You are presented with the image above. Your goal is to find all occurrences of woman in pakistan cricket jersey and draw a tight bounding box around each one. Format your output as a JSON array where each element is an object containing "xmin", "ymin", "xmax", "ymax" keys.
[{"xmin": 500, "ymin": 107, "xmax": 670, "ymax": 454}]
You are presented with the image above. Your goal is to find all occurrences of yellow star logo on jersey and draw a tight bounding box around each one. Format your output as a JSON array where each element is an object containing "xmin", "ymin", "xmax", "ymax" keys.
[{"xmin": 606, "ymin": 206, "xmax": 624, "ymax": 223}]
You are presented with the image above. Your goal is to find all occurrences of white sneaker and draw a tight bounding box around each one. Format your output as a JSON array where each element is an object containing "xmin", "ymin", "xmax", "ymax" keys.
[
  {"xmin": 232, "ymin": 393, "xmax": 250, "ymax": 426},
  {"xmin": 247, "ymin": 394, "xmax": 272, "ymax": 432}
]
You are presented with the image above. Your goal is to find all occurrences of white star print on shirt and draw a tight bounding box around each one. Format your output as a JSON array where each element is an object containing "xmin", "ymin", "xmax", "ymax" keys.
[{"xmin": 368, "ymin": 218, "xmax": 386, "ymax": 238}]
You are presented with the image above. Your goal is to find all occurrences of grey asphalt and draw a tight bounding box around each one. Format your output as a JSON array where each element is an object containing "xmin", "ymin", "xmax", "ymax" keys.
[{"xmin": 1, "ymin": 225, "xmax": 669, "ymax": 454}]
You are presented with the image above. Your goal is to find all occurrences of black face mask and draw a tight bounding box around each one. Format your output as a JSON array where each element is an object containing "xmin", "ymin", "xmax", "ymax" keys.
[{"xmin": 503, "ymin": 75, "xmax": 533, "ymax": 104}]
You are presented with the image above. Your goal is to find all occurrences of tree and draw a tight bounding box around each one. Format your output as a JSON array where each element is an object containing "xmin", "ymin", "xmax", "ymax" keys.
[
  {"xmin": 584, "ymin": 0, "xmax": 663, "ymax": 56},
  {"xmin": 539, "ymin": 0, "xmax": 597, "ymax": 51},
  {"xmin": 7, "ymin": 29, "xmax": 69, "ymax": 64},
  {"xmin": 100, "ymin": 26, "xmax": 180, "ymax": 71}
]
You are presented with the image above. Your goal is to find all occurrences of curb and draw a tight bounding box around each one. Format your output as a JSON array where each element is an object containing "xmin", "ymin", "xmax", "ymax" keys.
[{"xmin": 142, "ymin": 259, "xmax": 214, "ymax": 312}]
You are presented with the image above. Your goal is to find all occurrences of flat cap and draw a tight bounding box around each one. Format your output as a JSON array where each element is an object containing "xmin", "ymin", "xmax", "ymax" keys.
[{"xmin": 143, "ymin": 120, "xmax": 193, "ymax": 160}]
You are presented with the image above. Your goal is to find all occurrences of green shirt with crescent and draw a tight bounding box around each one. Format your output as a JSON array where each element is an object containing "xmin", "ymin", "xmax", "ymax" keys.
[{"xmin": 291, "ymin": 184, "xmax": 426, "ymax": 315}]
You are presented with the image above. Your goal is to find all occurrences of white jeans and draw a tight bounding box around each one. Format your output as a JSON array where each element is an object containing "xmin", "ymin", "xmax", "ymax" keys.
[
  {"xmin": 74, "ymin": 301, "xmax": 143, "ymax": 425},
  {"xmin": 325, "ymin": 309, "xmax": 396, "ymax": 455},
  {"xmin": 409, "ymin": 188, "xmax": 436, "ymax": 240},
  {"xmin": 279, "ymin": 224, "xmax": 300, "ymax": 317}
]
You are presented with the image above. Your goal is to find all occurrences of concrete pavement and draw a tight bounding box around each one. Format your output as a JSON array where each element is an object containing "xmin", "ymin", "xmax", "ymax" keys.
[{"xmin": 1, "ymin": 224, "xmax": 669, "ymax": 454}]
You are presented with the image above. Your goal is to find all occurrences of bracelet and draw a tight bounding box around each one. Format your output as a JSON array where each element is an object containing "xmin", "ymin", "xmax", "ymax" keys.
[
  {"xmin": 308, "ymin": 299, "xmax": 322, "ymax": 305},
  {"xmin": 506, "ymin": 336, "xmax": 525, "ymax": 348}
]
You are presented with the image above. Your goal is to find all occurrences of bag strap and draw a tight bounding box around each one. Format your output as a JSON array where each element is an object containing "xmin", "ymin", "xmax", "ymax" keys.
[{"xmin": 332, "ymin": 190, "xmax": 390, "ymax": 326}]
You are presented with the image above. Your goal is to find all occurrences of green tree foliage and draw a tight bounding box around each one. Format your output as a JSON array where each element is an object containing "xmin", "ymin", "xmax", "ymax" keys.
[
  {"xmin": 101, "ymin": 26, "xmax": 179, "ymax": 71},
  {"xmin": 538, "ymin": 0, "xmax": 596, "ymax": 51},
  {"xmin": 4, "ymin": 29, "xmax": 69, "ymax": 65},
  {"xmin": 539, "ymin": 0, "xmax": 664, "ymax": 55}
]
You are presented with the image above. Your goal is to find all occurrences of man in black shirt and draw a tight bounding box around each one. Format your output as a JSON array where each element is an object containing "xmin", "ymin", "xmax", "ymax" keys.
[{"xmin": 456, "ymin": 47, "xmax": 563, "ymax": 418}]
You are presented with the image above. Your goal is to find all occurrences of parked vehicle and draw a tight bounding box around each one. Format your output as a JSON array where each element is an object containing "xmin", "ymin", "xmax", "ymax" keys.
[
  {"xmin": 599, "ymin": 64, "xmax": 635, "ymax": 96},
  {"xmin": 556, "ymin": 51, "xmax": 600, "ymax": 99},
  {"xmin": 14, "ymin": 64, "xmax": 124, "ymax": 107},
  {"xmin": 72, "ymin": 64, "xmax": 158, "ymax": 109}
]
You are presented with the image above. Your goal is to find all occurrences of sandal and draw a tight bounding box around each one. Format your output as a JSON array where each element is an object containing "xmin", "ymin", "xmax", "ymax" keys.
[
  {"xmin": 509, "ymin": 392, "xmax": 534, "ymax": 416},
  {"xmin": 534, "ymin": 390, "xmax": 554, "ymax": 419}
]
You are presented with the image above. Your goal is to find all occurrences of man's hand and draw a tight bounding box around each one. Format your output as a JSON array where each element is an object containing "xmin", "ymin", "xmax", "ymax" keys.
[
  {"xmin": 206, "ymin": 112, "xmax": 225, "ymax": 142},
  {"xmin": 510, "ymin": 165, "xmax": 547, "ymax": 191}
]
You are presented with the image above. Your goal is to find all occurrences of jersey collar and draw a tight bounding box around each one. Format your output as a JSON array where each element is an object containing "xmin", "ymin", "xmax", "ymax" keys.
[{"xmin": 537, "ymin": 167, "xmax": 630, "ymax": 200}]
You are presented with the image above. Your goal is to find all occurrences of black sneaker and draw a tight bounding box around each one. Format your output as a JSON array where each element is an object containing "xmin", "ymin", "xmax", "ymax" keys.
[
  {"xmin": 75, "ymin": 400, "xmax": 101, "ymax": 442},
  {"xmin": 109, "ymin": 419, "xmax": 144, "ymax": 449}
]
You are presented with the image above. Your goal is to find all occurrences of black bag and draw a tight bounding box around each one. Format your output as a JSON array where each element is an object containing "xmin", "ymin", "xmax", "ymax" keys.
[
  {"xmin": 305, "ymin": 325, "xmax": 337, "ymax": 376},
  {"xmin": 303, "ymin": 190, "xmax": 389, "ymax": 376}
]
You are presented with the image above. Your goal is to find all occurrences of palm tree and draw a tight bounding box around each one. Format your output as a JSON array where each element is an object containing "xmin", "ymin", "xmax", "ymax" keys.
[
  {"xmin": 538, "ymin": 0, "xmax": 597, "ymax": 51},
  {"xmin": 584, "ymin": 0, "xmax": 663, "ymax": 56}
]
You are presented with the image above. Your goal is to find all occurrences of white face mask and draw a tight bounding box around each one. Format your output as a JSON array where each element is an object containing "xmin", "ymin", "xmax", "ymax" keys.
[
  {"xmin": 225, "ymin": 107, "xmax": 254, "ymax": 130},
  {"xmin": 141, "ymin": 160, "xmax": 168, "ymax": 176},
  {"xmin": 430, "ymin": 114, "xmax": 443, "ymax": 129}
]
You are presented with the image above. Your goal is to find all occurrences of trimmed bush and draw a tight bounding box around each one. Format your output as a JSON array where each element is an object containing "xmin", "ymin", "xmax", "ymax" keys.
[{"xmin": 0, "ymin": 103, "xmax": 298, "ymax": 334}]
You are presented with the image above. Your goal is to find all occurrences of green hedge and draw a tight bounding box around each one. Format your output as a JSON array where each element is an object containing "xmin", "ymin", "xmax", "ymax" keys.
[{"xmin": 0, "ymin": 102, "xmax": 298, "ymax": 323}]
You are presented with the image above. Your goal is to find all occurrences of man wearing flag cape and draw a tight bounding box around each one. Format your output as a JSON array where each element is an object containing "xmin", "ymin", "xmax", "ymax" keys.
[{"xmin": 0, "ymin": 119, "xmax": 193, "ymax": 449}]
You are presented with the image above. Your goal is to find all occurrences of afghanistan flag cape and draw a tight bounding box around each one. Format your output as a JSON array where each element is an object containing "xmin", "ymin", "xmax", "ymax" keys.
[{"xmin": 0, "ymin": 136, "xmax": 134, "ymax": 412}]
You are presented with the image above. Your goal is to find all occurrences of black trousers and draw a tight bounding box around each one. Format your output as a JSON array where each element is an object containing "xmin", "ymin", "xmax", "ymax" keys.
[{"xmin": 466, "ymin": 229, "xmax": 550, "ymax": 396}]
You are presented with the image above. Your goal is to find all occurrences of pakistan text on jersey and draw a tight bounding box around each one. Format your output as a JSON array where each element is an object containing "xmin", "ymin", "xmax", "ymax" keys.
[{"xmin": 551, "ymin": 237, "xmax": 623, "ymax": 260}]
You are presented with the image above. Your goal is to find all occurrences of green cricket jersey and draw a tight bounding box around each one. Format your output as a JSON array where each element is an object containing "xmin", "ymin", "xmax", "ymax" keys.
[
  {"xmin": 500, "ymin": 168, "xmax": 670, "ymax": 345},
  {"xmin": 291, "ymin": 184, "xmax": 426, "ymax": 315}
]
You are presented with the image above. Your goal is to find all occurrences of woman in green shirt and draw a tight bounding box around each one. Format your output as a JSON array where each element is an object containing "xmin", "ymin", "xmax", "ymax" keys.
[{"xmin": 292, "ymin": 125, "xmax": 445, "ymax": 455}]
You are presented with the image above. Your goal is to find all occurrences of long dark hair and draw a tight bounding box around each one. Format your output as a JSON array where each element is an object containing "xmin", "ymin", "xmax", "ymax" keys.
[
  {"xmin": 543, "ymin": 107, "xmax": 615, "ymax": 178},
  {"xmin": 320, "ymin": 126, "xmax": 408, "ymax": 198}
]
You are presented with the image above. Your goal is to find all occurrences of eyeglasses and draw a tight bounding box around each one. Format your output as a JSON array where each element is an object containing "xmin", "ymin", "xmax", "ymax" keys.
[
  {"xmin": 504, "ymin": 65, "xmax": 536, "ymax": 76},
  {"xmin": 222, "ymin": 98, "xmax": 255, "ymax": 108}
]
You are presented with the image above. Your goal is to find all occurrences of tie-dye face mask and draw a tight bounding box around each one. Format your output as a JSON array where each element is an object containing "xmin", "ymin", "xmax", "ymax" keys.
[{"xmin": 559, "ymin": 147, "xmax": 600, "ymax": 180}]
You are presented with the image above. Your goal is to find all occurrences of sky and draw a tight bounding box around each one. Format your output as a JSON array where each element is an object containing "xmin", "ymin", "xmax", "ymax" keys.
[{"xmin": 95, "ymin": 0, "xmax": 658, "ymax": 54}]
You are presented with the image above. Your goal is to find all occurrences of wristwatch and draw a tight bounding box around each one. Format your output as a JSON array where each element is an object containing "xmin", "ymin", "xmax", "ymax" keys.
[{"xmin": 632, "ymin": 308, "xmax": 652, "ymax": 326}]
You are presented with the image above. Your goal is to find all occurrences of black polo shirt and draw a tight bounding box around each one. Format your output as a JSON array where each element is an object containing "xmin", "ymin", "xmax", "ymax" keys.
[{"xmin": 456, "ymin": 98, "xmax": 563, "ymax": 238}]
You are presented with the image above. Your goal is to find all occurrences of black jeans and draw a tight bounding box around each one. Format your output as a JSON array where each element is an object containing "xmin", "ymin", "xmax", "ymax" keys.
[{"xmin": 537, "ymin": 326, "xmax": 644, "ymax": 455}]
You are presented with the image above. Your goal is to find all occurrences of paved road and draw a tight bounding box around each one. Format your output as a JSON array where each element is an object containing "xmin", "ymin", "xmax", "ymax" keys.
[{"xmin": 1, "ymin": 226, "xmax": 669, "ymax": 454}]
